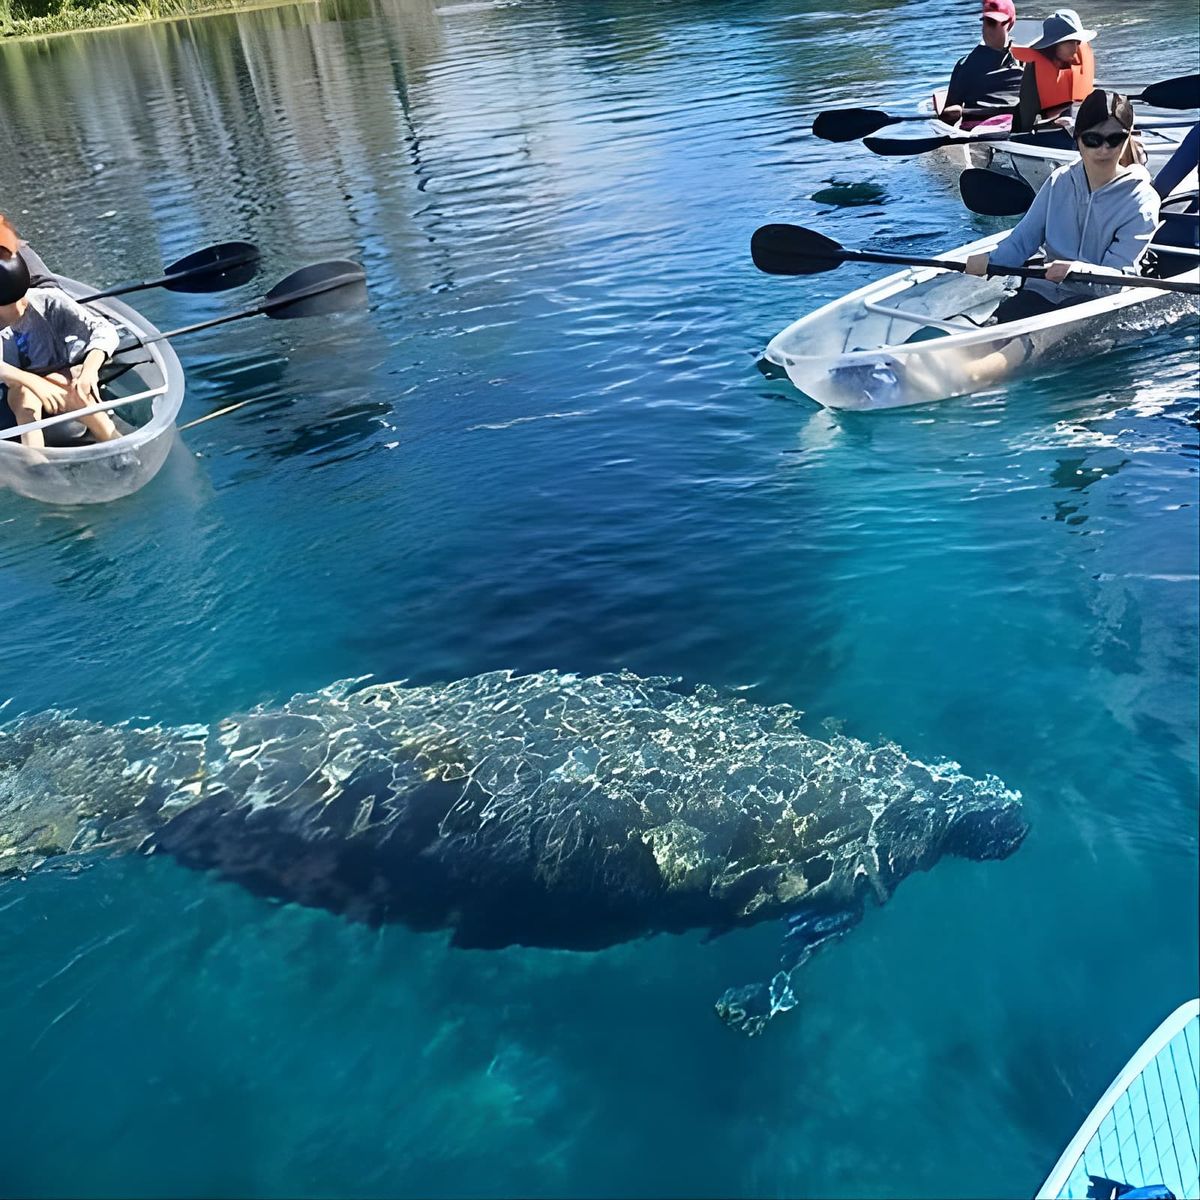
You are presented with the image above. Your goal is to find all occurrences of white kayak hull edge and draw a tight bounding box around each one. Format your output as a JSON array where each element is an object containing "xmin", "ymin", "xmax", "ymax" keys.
[
  {"xmin": 0, "ymin": 277, "xmax": 186, "ymax": 505},
  {"xmin": 761, "ymin": 229, "xmax": 1200, "ymax": 411}
]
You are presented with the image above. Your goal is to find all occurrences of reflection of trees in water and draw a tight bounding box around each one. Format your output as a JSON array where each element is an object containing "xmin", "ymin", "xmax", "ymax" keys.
[
  {"xmin": 251, "ymin": 394, "xmax": 392, "ymax": 465},
  {"xmin": 0, "ymin": 0, "xmax": 468, "ymax": 469},
  {"xmin": 183, "ymin": 330, "xmax": 391, "ymax": 466},
  {"xmin": 0, "ymin": 0, "xmax": 443, "ymax": 277},
  {"xmin": 195, "ymin": 359, "xmax": 392, "ymax": 467},
  {"xmin": 4, "ymin": 0, "xmax": 1196, "ymax": 263}
]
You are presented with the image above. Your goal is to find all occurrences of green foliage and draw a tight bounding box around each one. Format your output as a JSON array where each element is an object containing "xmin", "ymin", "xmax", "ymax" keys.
[{"xmin": 2, "ymin": 0, "xmax": 252, "ymax": 37}]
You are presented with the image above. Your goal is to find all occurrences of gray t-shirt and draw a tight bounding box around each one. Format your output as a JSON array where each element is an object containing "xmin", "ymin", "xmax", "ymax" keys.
[
  {"xmin": 0, "ymin": 287, "xmax": 120, "ymax": 373},
  {"xmin": 18, "ymin": 242, "xmax": 53, "ymax": 284}
]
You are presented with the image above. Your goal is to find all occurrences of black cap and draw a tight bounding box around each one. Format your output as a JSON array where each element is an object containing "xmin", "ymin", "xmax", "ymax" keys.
[
  {"xmin": 0, "ymin": 253, "xmax": 31, "ymax": 305},
  {"xmin": 1075, "ymin": 89, "xmax": 1135, "ymax": 135}
]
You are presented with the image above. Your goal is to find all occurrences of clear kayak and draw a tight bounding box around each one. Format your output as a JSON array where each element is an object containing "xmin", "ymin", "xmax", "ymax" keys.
[
  {"xmin": 761, "ymin": 227, "xmax": 1200, "ymax": 411},
  {"xmin": 928, "ymin": 117, "xmax": 1195, "ymax": 195},
  {"xmin": 1036, "ymin": 999, "xmax": 1199, "ymax": 1200},
  {"xmin": 915, "ymin": 86, "xmax": 1196, "ymax": 195},
  {"xmin": 0, "ymin": 277, "xmax": 185, "ymax": 505}
]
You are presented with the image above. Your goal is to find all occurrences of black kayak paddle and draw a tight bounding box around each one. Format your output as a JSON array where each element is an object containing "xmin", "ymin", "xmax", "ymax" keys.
[
  {"xmin": 813, "ymin": 107, "xmax": 999, "ymax": 143},
  {"xmin": 78, "ymin": 241, "xmax": 260, "ymax": 302},
  {"xmin": 112, "ymin": 259, "xmax": 368, "ymax": 354},
  {"xmin": 834, "ymin": 74, "xmax": 1198, "ymax": 150},
  {"xmin": 1129, "ymin": 73, "xmax": 1200, "ymax": 111},
  {"xmin": 958, "ymin": 168, "xmax": 1038, "ymax": 217},
  {"xmin": 865, "ymin": 126, "xmax": 1075, "ymax": 157},
  {"xmin": 34, "ymin": 260, "xmax": 368, "ymax": 378},
  {"xmin": 867, "ymin": 120, "xmax": 1194, "ymax": 158},
  {"xmin": 749, "ymin": 223, "xmax": 1200, "ymax": 294}
]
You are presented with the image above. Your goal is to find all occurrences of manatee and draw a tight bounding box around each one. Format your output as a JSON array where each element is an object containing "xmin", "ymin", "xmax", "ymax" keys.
[{"xmin": 0, "ymin": 670, "xmax": 1027, "ymax": 1035}]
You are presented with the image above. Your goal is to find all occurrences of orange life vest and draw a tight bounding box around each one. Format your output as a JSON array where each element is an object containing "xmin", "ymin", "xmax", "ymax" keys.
[{"xmin": 1012, "ymin": 42, "xmax": 1095, "ymax": 110}]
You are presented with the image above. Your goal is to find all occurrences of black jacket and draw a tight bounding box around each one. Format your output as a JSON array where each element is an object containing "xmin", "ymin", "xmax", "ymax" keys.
[{"xmin": 945, "ymin": 43, "xmax": 1022, "ymax": 112}]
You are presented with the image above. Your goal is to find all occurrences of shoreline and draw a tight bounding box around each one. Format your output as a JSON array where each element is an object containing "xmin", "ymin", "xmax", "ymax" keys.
[{"xmin": 1, "ymin": 0, "xmax": 319, "ymax": 46}]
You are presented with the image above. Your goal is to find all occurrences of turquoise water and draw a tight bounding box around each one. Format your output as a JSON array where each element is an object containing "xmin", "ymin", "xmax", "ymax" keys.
[{"xmin": 1, "ymin": 0, "xmax": 1198, "ymax": 1195}]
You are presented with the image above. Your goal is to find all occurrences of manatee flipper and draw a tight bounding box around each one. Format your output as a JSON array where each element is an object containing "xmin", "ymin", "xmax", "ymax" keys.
[{"xmin": 714, "ymin": 904, "xmax": 864, "ymax": 1036}]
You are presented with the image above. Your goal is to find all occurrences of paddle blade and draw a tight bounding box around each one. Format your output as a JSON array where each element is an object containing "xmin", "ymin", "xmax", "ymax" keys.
[
  {"xmin": 262, "ymin": 260, "xmax": 368, "ymax": 319},
  {"xmin": 813, "ymin": 108, "xmax": 892, "ymax": 142},
  {"xmin": 958, "ymin": 167, "xmax": 1037, "ymax": 216},
  {"xmin": 751, "ymin": 224, "xmax": 844, "ymax": 276},
  {"xmin": 1139, "ymin": 73, "xmax": 1200, "ymax": 111},
  {"xmin": 162, "ymin": 242, "xmax": 260, "ymax": 293},
  {"xmin": 863, "ymin": 133, "xmax": 952, "ymax": 156}
]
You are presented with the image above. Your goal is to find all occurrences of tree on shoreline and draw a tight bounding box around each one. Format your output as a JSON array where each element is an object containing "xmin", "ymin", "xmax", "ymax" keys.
[{"xmin": 2, "ymin": 0, "xmax": 256, "ymax": 40}]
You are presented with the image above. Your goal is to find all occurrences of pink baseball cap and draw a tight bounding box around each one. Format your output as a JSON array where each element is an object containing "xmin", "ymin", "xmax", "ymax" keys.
[{"xmin": 982, "ymin": 0, "xmax": 1016, "ymax": 21}]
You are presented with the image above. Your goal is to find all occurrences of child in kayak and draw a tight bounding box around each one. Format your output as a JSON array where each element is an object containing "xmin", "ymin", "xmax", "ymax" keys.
[
  {"xmin": 0, "ymin": 211, "xmax": 52, "ymax": 283},
  {"xmin": 0, "ymin": 219, "xmax": 122, "ymax": 451},
  {"xmin": 939, "ymin": 0, "xmax": 1023, "ymax": 129},
  {"xmin": 964, "ymin": 88, "xmax": 1160, "ymax": 325}
]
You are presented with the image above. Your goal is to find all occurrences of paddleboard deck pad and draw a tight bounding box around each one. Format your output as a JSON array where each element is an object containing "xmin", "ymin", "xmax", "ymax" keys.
[{"xmin": 1038, "ymin": 1000, "xmax": 1199, "ymax": 1200}]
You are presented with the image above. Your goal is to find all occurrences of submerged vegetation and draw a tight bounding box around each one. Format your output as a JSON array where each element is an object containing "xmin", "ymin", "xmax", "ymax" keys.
[{"xmin": 0, "ymin": 0, "xmax": 286, "ymax": 39}]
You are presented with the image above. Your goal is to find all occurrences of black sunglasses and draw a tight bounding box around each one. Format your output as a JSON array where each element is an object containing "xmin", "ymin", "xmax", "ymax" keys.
[{"xmin": 1079, "ymin": 130, "xmax": 1129, "ymax": 149}]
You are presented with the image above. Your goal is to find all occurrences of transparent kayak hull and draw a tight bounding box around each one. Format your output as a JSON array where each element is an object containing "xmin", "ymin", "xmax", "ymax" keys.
[
  {"xmin": 1037, "ymin": 999, "xmax": 1199, "ymax": 1200},
  {"xmin": 762, "ymin": 230, "xmax": 1200, "ymax": 411},
  {"xmin": 938, "ymin": 126, "xmax": 1192, "ymax": 193},
  {"xmin": 916, "ymin": 101, "xmax": 1195, "ymax": 194},
  {"xmin": 0, "ymin": 277, "xmax": 185, "ymax": 505}
]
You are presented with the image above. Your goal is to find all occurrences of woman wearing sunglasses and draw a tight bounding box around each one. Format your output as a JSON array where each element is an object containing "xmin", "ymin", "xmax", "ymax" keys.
[{"xmin": 964, "ymin": 89, "xmax": 1160, "ymax": 324}]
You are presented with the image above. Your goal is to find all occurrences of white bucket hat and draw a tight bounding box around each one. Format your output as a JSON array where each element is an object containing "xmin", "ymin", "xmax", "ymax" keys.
[{"xmin": 1029, "ymin": 9, "xmax": 1097, "ymax": 49}]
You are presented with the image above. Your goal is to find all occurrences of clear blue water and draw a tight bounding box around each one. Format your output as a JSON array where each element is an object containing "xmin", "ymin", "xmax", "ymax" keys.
[{"xmin": 1, "ymin": 1, "xmax": 1198, "ymax": 1195}]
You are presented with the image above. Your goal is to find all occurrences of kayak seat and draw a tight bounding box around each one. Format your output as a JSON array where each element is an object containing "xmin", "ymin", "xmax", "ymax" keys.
[
  {"xmin": 902, "ymin": 326, "xmax": 951, "ymax": 344},
  {"xmin": 44, "ymin": 420, "xmax": 94, "ymax": 448}
]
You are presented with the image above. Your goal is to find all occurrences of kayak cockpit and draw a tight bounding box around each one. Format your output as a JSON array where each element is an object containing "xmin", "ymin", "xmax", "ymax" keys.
[{"xmin": 0, "ymin": 278, "xmax": 185, "ymax": 504}]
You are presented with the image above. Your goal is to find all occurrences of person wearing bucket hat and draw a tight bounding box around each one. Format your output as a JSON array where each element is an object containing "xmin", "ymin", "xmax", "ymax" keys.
[
  {"xmin": 1012, "ymin": 9, "xmax": 1097, "ymax": 132},
  {"xmin": 964, "ymin": 89, "xmax": 1159, "ymax": 326},
  {"xmin": 1, "ymin": 217, "xmax": 122, "ymax": 450},
  {"xmin": 940, "ymin": 0, "xmax": 1023, "ymax": 128}
]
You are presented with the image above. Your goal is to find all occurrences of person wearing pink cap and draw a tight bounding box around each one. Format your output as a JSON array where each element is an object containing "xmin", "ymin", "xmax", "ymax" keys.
[{"xmin": 940, "ymin": 0, "xmax": 1023, "ymax": 128}]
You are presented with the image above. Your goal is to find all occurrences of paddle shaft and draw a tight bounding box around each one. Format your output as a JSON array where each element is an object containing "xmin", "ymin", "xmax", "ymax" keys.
[
  {"xmin": 178, "ymin": 398, "xmax": 255, "ymax": 430},
  {"xmin": 865, "ymin": 128, "xmax": 1064, "ymax": 155},
  {"xmin": 883, "ymin": 112, "xmax": 1197, "ymax": 128},
  {"xmin": 872, "ymin": 119, "xmax": 1196, "ymax": 156},
  {"xmin": 23, "ymin": 302, "xmax": 281, "ymax": 378},
  {"xmin": 115, "ymin": 298, "xmax": 276, "ymax": 353},
  {"xmin": 76, "ymin": 242, "xmax": 260, "ymax": 303},
  {"xmin": 81, "ymin": 271, "xmax": 204, "ymax": 302},
  {"xmin": 30, "ymin": 261, "xmax": 365, "ymax": 380},
  {"xmin": 832, "ymin": 247, "xmax": 1200, "ymax": 294},
  {"xmin": 865, "ymin": 111, "xmax": 992, "ymax": 124}
]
